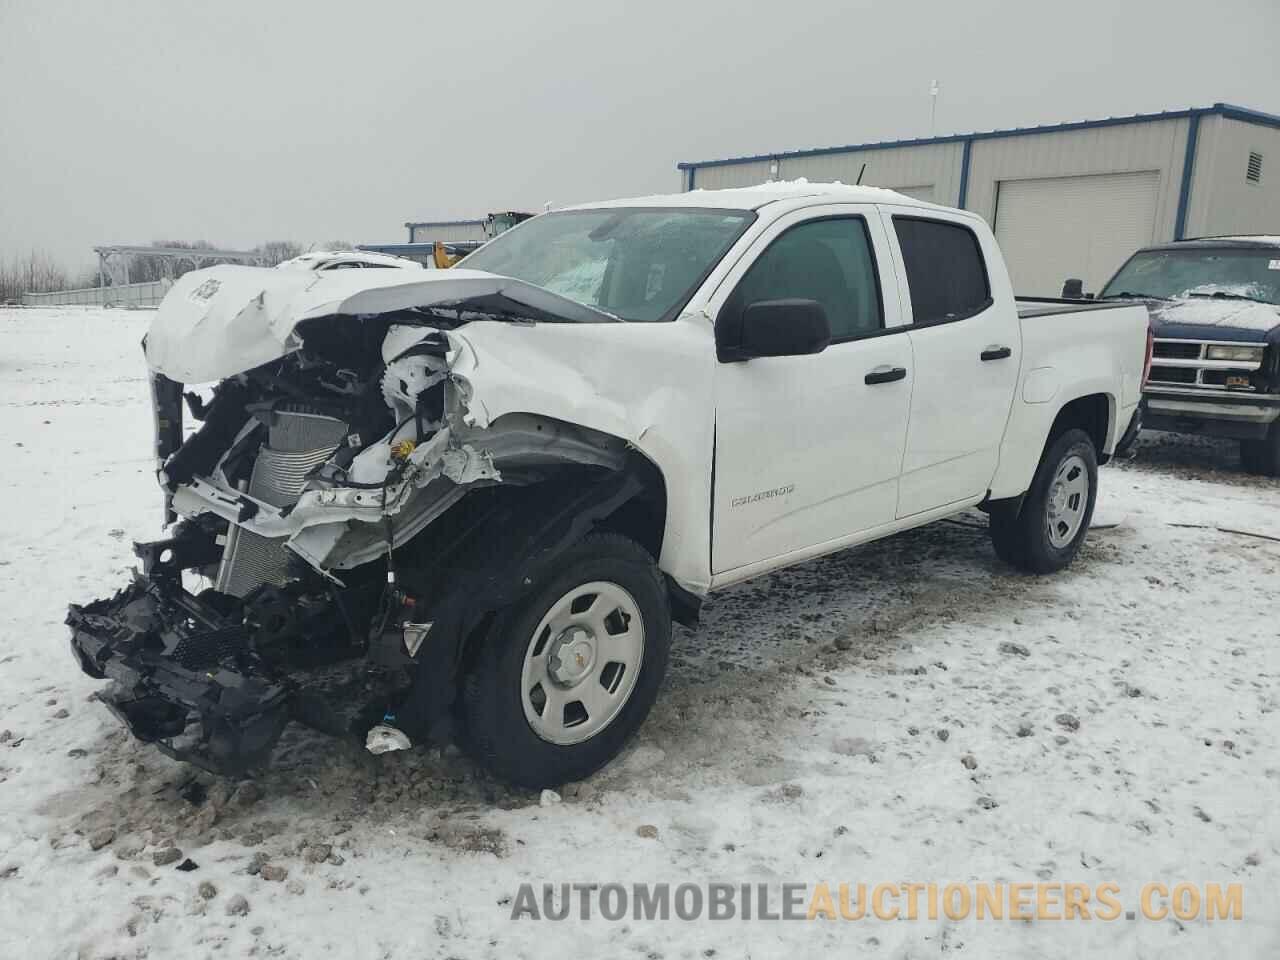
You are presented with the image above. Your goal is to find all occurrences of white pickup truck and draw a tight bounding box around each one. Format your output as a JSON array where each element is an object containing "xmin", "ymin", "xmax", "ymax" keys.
[{"xmin": 68, "ymin": 182, "xmax": 1149, "ymax": 787}]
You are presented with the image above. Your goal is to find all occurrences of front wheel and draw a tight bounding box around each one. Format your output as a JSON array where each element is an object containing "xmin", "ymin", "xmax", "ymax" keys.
[
  {"xmin": 990, "ymin": 428, "xmax": 1099, "ymax": 574},
  {"xmin": 459, "ymin": 531, "xmax": 671, "ymax": 788}
]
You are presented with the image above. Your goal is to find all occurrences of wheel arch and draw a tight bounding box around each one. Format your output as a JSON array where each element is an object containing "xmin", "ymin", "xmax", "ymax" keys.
[
  {"xmin": 389, "ymin": 450, "xmax": 684, "ymax": 740},
  {"xmin": 1047, "ymin": 392, "xmax": 1115, "ymax": 465},
  {"xmin": 986, "ymin": 389, "xmax": 1116, "ymax": 508}
]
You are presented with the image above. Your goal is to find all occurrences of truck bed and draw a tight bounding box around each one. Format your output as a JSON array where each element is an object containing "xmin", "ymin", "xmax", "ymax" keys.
[{"xmin": 1016, "ymin": 298, "xmax": 1140, "ymax": 319}]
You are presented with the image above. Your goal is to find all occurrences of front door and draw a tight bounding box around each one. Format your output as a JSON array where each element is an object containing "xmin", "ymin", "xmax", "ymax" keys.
[{"xmin": 711, "ymin": 206, "xmax": 913, "ymax": 575}]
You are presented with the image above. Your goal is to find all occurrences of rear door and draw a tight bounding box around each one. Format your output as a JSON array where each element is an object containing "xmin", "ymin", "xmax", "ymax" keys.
[
  {"xmin": 879, "ymin": 208, "xmax": 1021, "ymax": 519},
  {"xmin": 711, "ymin": 205, "xmax": 913, "ymax": 574}
]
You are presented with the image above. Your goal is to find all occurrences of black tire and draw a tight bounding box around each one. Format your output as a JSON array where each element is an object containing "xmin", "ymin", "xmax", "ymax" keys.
[
  {"xmin": 1241, "ymin": 425, "xmax": 1280, "ymax": 477},
  {"xmin": 459, "ymin": 531, "xmax": 671, "ymax": 788},
  {"xmin": 989, "ymin": 428, "xmax": 1099, "ymax": 574}
]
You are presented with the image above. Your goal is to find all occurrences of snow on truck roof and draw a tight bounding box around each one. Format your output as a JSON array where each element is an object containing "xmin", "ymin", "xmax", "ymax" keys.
[{"xmin": 565, "ymin": 179, "xmax": 945, "ymax": 213}]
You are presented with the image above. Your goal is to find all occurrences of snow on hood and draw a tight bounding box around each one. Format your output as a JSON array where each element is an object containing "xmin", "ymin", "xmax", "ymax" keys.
[
  {"xmin": 144, "ymin": 264, "xmax": 614, "ymax": 383},
  {"xmin": 1149, "ymin": 295, "xmax": 1280, "ymax": 337}
]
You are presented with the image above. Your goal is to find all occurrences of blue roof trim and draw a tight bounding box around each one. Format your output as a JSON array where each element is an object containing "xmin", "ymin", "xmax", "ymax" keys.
[
  {"xmin": 357, "ymin": 243, "xmax": 436, "ymax": 254},
  {"xmin": 1214, "ymin": 102, "xmax": 1280, "ymax": 128},
  {"xmin": 402, "ymin": 218, "xmax": 486, "ymax": 228},
  {"xmin": 356, "ymin": 242, "xmax": 478, "ymax": 255},
  {"xmin": 676, "ymin": 102, "xmax": 1280, "ymax": 173}
]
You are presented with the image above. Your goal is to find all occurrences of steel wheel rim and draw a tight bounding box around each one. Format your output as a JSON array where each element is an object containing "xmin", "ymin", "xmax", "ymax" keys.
[
  {"xmin": 1046, "ymin": 453, "xmax": 1089, "ymax": 548},
  {"xmin": 520, "ymin": 580, "xmax": 645, "ymax": 745}
]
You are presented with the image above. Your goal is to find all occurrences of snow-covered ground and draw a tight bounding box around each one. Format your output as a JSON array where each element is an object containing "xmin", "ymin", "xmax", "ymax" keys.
[{"xmin": 2, "ymin": 307, "xmax": 1278, "ymax": 959}]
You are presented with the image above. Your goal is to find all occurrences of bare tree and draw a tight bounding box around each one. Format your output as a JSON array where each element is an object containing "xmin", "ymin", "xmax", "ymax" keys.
[
  {"xmin": 0, "ymin": 250, "xmax": 69, "ymax": 302},
  {"xmin": 1, "ymin": 235, "xmax": 373, "ymax": 303},
  {"xmin": 255, "ymin": 240, "xmax": 306, "ymax": 266}
]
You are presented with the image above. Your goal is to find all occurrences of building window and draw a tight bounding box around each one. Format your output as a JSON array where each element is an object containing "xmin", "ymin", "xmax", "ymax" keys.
[{"xmin": 1247, "ymin": 151, "xmax": 1263, "ymax": 184}]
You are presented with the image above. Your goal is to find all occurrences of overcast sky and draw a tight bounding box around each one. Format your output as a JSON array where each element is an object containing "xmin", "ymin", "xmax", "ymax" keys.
[{"xmin": 1, "ymin": 0, "xmax": 1277, "ymax": 271}]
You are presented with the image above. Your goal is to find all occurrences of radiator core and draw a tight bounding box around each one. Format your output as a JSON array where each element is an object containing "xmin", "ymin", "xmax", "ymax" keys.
[{"xmin": 215, "ymin": 410, "xmax": 347, "ymax": 597}]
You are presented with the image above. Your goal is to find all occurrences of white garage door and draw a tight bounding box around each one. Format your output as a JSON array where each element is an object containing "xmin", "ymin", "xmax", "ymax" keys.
[{"xmin": 994, "ymin": 171, "xmax": 1160, "ymax": 297}]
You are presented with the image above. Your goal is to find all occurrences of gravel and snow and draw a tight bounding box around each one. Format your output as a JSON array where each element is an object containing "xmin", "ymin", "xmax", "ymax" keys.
[{"xmin": 2, "ymin": 307, "xmax": 1278, "ymax": 959}]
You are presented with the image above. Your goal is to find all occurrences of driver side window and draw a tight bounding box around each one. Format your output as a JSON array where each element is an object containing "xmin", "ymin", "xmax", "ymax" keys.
[{"xmin": 730, "ymin": 217, "xmax": 884, "ymax": 342}]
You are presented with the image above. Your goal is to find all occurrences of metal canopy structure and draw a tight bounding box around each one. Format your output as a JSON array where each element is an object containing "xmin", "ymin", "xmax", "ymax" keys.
[{"xmin": 92, "ymin": 244, "xmax": 266, "ymax": 287}]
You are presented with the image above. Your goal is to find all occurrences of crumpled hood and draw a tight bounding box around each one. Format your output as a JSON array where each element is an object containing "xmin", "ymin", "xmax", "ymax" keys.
[
  {"xmin": 1148, "ymin": 297, "xmax": 1280, "ymax": 345},
  {"xmin": 145, "ymin": 263, "xmax": 612, "ymax": 382}
]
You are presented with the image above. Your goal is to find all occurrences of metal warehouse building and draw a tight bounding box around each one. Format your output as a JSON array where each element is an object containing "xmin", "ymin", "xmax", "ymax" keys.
[
  {"xmin": 677, "ymin": 102, "xmax": 1280, "ymax": 297},
  {"xmin": 404, "ymin": 218, "xmax": 488, "ymax": 243}
]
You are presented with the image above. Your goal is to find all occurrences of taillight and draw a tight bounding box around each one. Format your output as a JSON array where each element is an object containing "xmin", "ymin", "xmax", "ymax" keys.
[{"xmin": 1142, "ymin": 326, "xmax": 1154, "ymax": 385}]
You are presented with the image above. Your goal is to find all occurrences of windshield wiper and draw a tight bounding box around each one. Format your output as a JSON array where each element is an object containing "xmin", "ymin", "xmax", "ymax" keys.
[
  {"xmin": 1099, "ymin": 291, "xmax": 1171, "ymax": 301},
  {"xmin": 1184, "ymin": 291, "xmax": 1277, "ymax": 306}
]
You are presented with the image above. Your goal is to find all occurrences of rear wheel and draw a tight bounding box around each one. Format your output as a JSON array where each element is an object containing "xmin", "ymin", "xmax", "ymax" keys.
[
  {"xmin": 1241, "ymin": 424, "xmax": 1280, "ymax": 477},
  {"xmin": 990, "ymin": 428, "xmax": 1099, "ymax": 574},
  {"xmin": 459, "ymin": 531, "xmax": 670, "ymax": 788}
]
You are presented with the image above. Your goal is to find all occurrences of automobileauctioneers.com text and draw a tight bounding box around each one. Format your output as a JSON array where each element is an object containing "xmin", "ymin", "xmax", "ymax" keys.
[{"xmin": 510, "ymin": 881, "xmax": 1243, "ymax": 923}]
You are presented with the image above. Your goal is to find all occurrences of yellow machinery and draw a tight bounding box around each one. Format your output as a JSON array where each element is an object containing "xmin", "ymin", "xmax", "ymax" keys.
[
  {"xmin": 432, "ymin": 241, "xmax": 466, "ymax": 269},
  {"xmin": 433, "ymin": 211, "xmax": 535, "ymax": 269}
]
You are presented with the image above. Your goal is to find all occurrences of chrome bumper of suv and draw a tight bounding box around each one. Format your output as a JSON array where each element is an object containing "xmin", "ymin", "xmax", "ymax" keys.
[{"xmin": 1143, "ymin": 387, "xmax": 1280, "ymax": 440}]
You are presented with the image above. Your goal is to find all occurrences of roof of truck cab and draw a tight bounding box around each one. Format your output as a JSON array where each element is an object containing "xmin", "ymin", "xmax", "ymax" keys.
[{"xmin": 563, "ymin": 180, "xmax": 939, "ymax": 213}]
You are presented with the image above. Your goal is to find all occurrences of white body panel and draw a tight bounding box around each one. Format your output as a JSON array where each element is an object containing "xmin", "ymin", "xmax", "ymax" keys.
[
  {"xmin": 989, "ymin": 308, "xmax": 1144, "ymax": 500},
  {"xmin": 444, "ymin": 320, "xmax": 717, "ymax": 592}
]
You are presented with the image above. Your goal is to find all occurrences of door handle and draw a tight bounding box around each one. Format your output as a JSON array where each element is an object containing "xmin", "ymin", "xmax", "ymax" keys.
[
  {"xmin": 981, "ymin": 346, "xmax": 1013, "ymax": 361},
  {"xmin": 865, "ymin": 365, "xmax": 907, "ymax": 385}
]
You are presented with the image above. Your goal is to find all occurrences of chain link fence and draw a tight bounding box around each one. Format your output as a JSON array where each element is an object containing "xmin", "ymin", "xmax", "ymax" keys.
[{"xmin": 20, "ymin": 279, "xmax": 172, "ymax": 308}]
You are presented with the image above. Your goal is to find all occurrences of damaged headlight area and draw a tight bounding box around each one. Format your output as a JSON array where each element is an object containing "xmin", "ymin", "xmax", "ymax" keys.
[{"xmin": 69, "ymin": 304, "xmax": 638, "ymax": 775}]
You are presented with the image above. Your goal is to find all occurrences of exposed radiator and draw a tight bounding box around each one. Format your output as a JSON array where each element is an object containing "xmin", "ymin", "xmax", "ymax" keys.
[{"xmin": 215, "ymin": 410, "xmax": 348, "ymax": 597}]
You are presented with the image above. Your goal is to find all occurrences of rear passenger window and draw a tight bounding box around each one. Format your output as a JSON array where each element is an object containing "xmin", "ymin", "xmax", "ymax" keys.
[
  {"xmin": 730, "ymin": 217, "xmax": 883, "ymax": 341},
  {"xmin": 893, "ymin": 217, "xmax": 992, "ymax": 324}
]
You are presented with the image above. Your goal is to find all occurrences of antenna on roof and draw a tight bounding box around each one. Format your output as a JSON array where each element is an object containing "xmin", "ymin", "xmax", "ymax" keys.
[
  {"xmin": 856, "ymin": 163, "xmax": 867, "ymax": 185},
  {"xmin": 929, "ymin": 79, "xmax": 941, "ymax": 136}
]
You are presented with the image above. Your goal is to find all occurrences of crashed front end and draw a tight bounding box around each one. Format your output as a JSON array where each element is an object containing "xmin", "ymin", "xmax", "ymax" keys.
[
  {"xmin": 68, "ymin": 556, "xmax": 290, "ymax": 775},
  {"xmin": 68, "ymin": 265, "xmax": 629, "ymax": 774}
]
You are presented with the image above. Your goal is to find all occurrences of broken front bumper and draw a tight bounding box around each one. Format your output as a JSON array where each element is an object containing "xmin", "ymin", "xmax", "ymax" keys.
[{"xmin": 67, "ymin": 577, "xmax": 291, "ymax": 775}]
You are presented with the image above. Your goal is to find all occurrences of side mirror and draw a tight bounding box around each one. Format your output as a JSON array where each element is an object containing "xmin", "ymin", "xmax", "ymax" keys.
[
  {"xmin": 1061, "ymin": 278, "xmax": 1084, "ymax": 299},
  {"xmin": 716, "ymin": 298, "xmax": 831, "ymax": 362}
]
